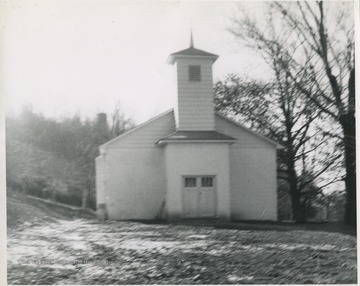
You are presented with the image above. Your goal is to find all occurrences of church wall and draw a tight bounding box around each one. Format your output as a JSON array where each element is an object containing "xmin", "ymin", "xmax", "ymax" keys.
[
  {"xmin": 96, "ymin": 111, "xmax": 175, "ymax": 220},
  {"xmin": 103, "ymin": 148, "xmax": 167, "ymax": 219},
  {"xmin": 229, "ymin": 148, "xmax": 277, "ymax": 220},
  {"xmin": 215, "ymin": 115, "xmax": 277, "ymax": 149},
  {"xmin": 215, "ymin": 115, "xmax": 278, "ymax": 221},
  {"xmin": 164, "ymin": 143, "xmax": 231, "ymax": 221},
  {"xmin": 95, "ymin": 155, "xmax": 106, "ymax": 205},
  {"xmin": 101, "ymin": 111, "xmax": 175, "ymax": 149}
]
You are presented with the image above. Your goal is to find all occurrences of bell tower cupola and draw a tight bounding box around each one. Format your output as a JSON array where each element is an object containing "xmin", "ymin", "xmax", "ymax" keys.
[{"xmin": 167, "ymin": 34, "xmax": 219, "ymax": 131}]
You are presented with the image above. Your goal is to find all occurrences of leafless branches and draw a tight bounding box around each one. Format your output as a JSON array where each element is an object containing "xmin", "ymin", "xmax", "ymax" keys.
[{"xmin": 221, "ymin": 1, "xmax": 354, "ymax": 223}]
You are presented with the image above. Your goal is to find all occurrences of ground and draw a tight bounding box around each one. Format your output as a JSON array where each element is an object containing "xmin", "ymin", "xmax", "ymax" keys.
[{"xmin": 7, "ymin": 194, "xmax": 357, "ymax": 284}]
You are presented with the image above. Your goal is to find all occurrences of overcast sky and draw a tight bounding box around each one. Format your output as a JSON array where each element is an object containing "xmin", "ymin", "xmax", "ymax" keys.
[{"xmin": 1, "ymin": 0, "xmax": 273, "ymax": 124}]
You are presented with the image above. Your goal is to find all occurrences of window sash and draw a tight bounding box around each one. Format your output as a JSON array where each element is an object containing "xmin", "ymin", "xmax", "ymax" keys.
[
  {"xmin": 184, "ymin": 176, "xmax": 214, "ymax": 188},
  {"xmin": 201, "ymin": 177, "xmax": 213, "ymax": 187},
  {"xmin": 184, "ymin": 177, "xmax": 197, "ymax": 188}
]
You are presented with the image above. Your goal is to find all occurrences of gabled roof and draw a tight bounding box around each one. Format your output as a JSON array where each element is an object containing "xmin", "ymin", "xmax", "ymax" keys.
[
  {"xmin": 98, "ymin": 109, "xmax": 283, "ymax": 153},
  {"xmin": 99, "ymin": 109, "xmax": 174, "ymax": 152},
  {"xmin": 167, "ymin": 47, "xmax": 219, "ymax": 64},
  {"xmin": 215, "ymin": 112, "xmax": 284, "ymax": 149},
  {"xmin": 157, "ymin": 130, "xmax": 236, "ymax": 145}
]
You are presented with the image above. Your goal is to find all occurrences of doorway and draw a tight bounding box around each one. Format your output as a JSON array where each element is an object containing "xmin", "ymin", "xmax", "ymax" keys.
[{"xmin": 182, "ymin": 176, "xmax": 217, "ymax": 218}]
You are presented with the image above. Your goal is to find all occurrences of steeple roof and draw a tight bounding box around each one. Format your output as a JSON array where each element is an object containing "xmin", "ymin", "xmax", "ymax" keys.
[{"xmin": 167, "ymin": 33, "xmax": 219, "ymax": 64}]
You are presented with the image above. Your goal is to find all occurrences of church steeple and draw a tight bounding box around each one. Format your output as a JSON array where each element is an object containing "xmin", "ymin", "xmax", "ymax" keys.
[
  {"xmin": 167, "ymin": 38, "xmax": 219, "ymax": 131},
  {"xmin": 190, "ymin": 30, "xmax": 194, "ymax": 48},
  {"xmin": 167, "ymin": 38, "xmax": 218, "ymax": 65}
]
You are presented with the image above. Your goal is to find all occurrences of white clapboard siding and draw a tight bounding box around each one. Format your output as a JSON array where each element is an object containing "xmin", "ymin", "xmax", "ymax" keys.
[
  {"xmin": 104, "ymin": 147, "xmax": 168, "ymax": 220},
  {"xmin": 215, "ymin": 114, "xmax": 276, "ymax": 149},
  {"xmin": 229, "ymin": 147, "xmax": 277, "ymax": 221},
  {"xmin": 215, "ymin": 114, "xmax": 278, "ymax": 221},
  {"xmin": 98, "ymin": 110, "xmax": 176, "ymax": 220},
  {"xmin": 95, "ymin": 155, "xmax": 106, "ymax": 205},
  {"xmin": 175, "ymin": 58, "xmax": 215, "ymax": 130},
  {"xmin": 104, "ymin": 110, "xmax": 176, "ymax": 149}
]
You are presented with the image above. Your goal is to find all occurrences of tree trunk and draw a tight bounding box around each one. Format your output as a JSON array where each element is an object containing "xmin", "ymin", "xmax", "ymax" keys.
[
  {"xmin": 326, "ymin": 197, "xmax": 330, "ymax": 221},
  {"xmin": 290, "ymin": 191, "xmax": 305, "ymax": 222},
  {"xmin": 286, "ymin": 143, "xmax": 306, "ymax": 223},
  {"xmin": 288, "ymin": 169, "xmax": 306, "ymax": 223},
  {"xmin": 341, "ymin": 67, "xmax": 356, "ymax": 227},
  {"xmin": 82, "ymin": 188, "xmax": 89, "ymax": 209},
  {"xmin": 340, "ymin": 114, "xmax": 356, "ymax": 227}
]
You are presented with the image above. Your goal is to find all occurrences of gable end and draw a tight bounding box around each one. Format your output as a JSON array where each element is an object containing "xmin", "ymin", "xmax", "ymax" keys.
[
  {"xmin": 99, "ymin": 109, "xmax": 175, "ymax": 153},
  {"xmin": 215, "ymin": 113, "xmax": 283, "ymax": 149}
]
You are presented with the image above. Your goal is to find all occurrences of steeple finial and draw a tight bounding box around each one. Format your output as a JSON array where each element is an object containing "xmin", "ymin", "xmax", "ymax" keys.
[{"xmin": 190, "ymin": 30, "xmax": 194, "ymax": 48}]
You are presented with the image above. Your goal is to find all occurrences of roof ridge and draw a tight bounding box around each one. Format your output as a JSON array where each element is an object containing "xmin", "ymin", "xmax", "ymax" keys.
[{"xmin": 167, "ymin": 46, "xmax": 219, "ymax": 64}]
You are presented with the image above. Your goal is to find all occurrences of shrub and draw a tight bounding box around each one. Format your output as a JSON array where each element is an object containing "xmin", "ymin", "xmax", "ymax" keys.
[
  {"xmin": 56, "ymin": 184, "xmax": 82, "ymax": 207},
  {"xmin": 12, "ymin": 175, "xmax": 87, "ymax": 209},
  {"xmin": 6, "ymin": 176, "xmax": 23, "ymax": 193},
  {"xmin": 20, "ymin": 176, "xmax": 49, "ymax": 198}
]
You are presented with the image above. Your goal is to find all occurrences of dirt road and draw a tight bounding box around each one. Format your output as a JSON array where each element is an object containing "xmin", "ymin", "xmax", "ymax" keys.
[{"xmin": 7, "ymin": 217, "xmax": 357, "ymax": 284}]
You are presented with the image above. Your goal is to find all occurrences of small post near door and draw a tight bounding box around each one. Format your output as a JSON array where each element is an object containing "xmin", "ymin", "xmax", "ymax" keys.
[{"xmin": 182, "ymin": 176, "xmax": 217, "ymax": 218}]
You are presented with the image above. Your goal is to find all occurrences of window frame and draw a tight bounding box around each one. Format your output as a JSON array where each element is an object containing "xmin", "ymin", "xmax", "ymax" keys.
[
  {"xmin": 183, "ymin": 175, "xmax": 215, "ymax": 189},
  {"xmin": 184, "ymin": 177, "xmax": 197, "ymax": 188},
  {"xmin": 201, "ymin": 176, "xmax": 214, "ymax": 187}
]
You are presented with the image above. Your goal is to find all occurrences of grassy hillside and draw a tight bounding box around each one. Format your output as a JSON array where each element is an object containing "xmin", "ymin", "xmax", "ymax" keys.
[
  {"xmin": 7, "ymin": 136, "xmax": 81, "ymax": 192},
  {"xmin": 7, "ymin": 191, "xmax": 71, "ymax": 228},
  {"xmin": 5, "ymin": 112, "xmax": 104, "ymax": 208}
]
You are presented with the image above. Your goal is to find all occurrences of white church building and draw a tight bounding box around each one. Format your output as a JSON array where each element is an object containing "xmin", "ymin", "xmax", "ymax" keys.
[{"xmin": 95, "ymin": 39, "xmax": 281, "ymax": 221}]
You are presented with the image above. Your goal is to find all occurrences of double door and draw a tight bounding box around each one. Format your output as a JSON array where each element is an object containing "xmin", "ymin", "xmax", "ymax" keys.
[{"xmin": 182, "ymin": 176, "xmax": 217, "ymax": 218}]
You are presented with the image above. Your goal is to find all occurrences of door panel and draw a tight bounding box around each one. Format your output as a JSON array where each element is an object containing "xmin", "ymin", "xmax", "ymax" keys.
[
  {"xmin": 199, "ymin": 176, "xmax": 216, "ymax": 217},
  {"xmin": 199, "ymin": 188, "xmax": 216, "ymax": 217},
  {"xmin": 183, "ymin": 187, "xmax": 199, "ymax": 218}
]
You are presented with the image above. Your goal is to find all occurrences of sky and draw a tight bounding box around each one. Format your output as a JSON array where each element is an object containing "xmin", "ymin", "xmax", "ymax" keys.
[
  {"xmin": 1, "ymin": 0, "xmax": 357, "ymax": 195},
  {"xmin": 1, "ymin": 0, "xmax": 272, "ymax": 124}
]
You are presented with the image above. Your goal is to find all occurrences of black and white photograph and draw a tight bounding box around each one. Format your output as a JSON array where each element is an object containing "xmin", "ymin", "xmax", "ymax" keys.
[{"xmin": 2, "ymin": 0, "xmax": 357, "ymax": 284}]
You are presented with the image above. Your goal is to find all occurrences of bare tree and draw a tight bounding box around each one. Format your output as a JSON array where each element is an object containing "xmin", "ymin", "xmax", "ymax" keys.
[
  {"xmin": 110, "ymin": 101, "xmax": 135, "ymax": 138},
  {"xmin": 214, "ymin": 75, "xmax": 340, "ymax": 222},
  {"xmin": 272, "ymin": 1, "xmax": 355, "ymax": 226},
  {"xmin": 227, "ymin": 1, "xmax": 355, "ymax": 226}
]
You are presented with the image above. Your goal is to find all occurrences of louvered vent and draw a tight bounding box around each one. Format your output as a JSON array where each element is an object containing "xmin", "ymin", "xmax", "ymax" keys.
[{"xmin": 189, "ymin": 65, "xmax": 201, "ymax": 81}]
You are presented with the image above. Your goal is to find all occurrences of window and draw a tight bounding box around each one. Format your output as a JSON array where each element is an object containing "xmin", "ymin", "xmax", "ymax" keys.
[
  {"xmin": 184, "ymin": 176, "xmax": 214, "ymax": 188},
  {"xmin": 184, "ymin": 177, "xmax": 197, "ymax": 188},
  {"xmin": 189, "ymin": 65, "xmax": 201, "ymax": 81},
  {"xmin": 201, "ymin": 177, "xmax": 213, "ymax": 187}
]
